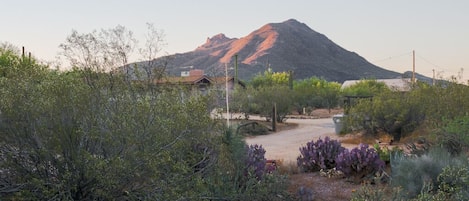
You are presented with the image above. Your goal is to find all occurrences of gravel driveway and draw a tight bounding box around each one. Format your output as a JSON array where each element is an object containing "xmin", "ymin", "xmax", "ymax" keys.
[{"xmin": 245, "ymin": 117, "xmax": 339, "ymax": 163}]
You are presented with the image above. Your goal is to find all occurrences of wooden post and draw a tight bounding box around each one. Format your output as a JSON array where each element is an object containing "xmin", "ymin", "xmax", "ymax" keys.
[{"xmin": 432, "ymin": 69, "xmax": 435, "ymax": 86}]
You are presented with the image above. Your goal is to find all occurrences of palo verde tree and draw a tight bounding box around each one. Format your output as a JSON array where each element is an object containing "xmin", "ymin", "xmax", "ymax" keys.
[
  {"xmin": 341, "ymin": 79, "xmax": 390, "ymax": 97},
  {"xmin": 293, "ymin": 77, "xmax": 341, "ymax": 114},
  {"xmin": 347, "ymin": 78, "xmax": 469, "ymax": 142},
  {"xmin": 250, "ymin": 69, "xmax": 290, "ymax": 89},
  {"xmin": 233, "ymin": 70, "xmax": 294, "ymax": 122}
]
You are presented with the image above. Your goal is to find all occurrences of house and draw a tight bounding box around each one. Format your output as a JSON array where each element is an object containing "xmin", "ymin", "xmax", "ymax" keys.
[
  {"xmin": 341, "ymin": 78, "xmax": 413, "ymax": 114},
  {"xmin": 155, "ymin": 69, "xmax": 245, "ymax": 95}
]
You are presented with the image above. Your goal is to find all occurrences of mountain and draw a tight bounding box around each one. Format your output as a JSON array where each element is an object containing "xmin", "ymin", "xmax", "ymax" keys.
[{"xmin": 149, "ymin": 19, "xmax": 402, "ymax": 82}]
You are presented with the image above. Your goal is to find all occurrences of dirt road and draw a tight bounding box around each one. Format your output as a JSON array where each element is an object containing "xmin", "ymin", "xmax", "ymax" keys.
[{"xmin": 245, "ymin": 117, "xmax": 340, "ymax": 163}]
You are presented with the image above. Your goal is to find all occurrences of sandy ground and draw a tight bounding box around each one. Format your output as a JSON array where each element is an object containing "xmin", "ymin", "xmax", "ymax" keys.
[
  {"xmin": 216, "ymin": 111, "xmax": 365, "ymax": 200},
  {"xmin": 244, "ymin": 116, "xmax": 354, "ymax": 163}
]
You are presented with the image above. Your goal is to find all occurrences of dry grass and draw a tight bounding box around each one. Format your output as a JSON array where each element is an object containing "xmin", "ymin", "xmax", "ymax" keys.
[
  {"xmin": 276, "ymin": 160, "xmax": 301, "ymax": 175},
  {"xmin": 288, "ymin": 172, "xmax": 360, "ymax": 201},
  {"xmin": 339, "ymin": 134, "xmax": 377, "ymax": 145}
]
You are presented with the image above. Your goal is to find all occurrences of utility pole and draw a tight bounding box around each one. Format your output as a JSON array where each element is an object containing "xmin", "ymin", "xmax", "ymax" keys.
[
  {"xmin": 225, "ymin": 63, "xmax": 230, "ymax": 127},
  {"xmin": 432, "ymin": 69, "xmax": 436, "ymax": 86},
  {"xmin": 412, "ymin": 50, "xmax": 416, "ymax": 83},
  {"xmin": 234, "ymin": 54, "xmax": 238, "ymax": 86}
]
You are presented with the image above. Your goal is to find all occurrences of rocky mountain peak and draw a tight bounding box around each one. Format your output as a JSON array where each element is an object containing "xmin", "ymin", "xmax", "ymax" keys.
[
  {"xmin": 147, "ymin": 19, "xmax": 401, "ymax": 82},
  {"xmin": 196, "ymin": 33, "xmax": 234, "ymax": 50}
]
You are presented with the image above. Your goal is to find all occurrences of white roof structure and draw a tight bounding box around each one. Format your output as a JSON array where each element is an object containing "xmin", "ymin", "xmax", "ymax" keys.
[{"xmin": 341, "ymin": 78, "xmax": 413, "ymax": 91}]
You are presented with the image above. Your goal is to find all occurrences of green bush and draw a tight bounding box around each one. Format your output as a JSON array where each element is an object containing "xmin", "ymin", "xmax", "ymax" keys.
[
  {"xmin": 346, "ymin": 81, "xmax": 469, "ymax": 142},
  {"xmin": 411, "ymin": 165, "xmax": 469, "ymax": 201},
  {"xmin": 236, "ymin": 121, "xmax": 269, "ymax": 136},
  {"xmin": 0, "ymin": 66, "xmax": 287, "ymax": 200},
  {"xmin": 391, "ymin": 147, "xmax": 468, "ymax": 199},
  {"xmin": 436, "ymin": 165, "xmax": 469, "ymax": 200},
  {"xmin": 374, "ymin": 144, "xmax": 403, "ymax": 163},
  {"xmin": 437, "ymin": 115, "xmax": 469, "ymax": 156},
  {"xmin": 209, "ymin": 128, "xmax": 293, "ymax": 201},
  {"xmin": 347, "ymin": 90, "xmax": 425, "ymax": 141}
]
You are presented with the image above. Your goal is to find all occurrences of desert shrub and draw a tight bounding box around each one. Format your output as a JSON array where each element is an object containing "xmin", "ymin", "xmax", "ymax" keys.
[
  {"xmin": 436, "ymin": 115, "xmax": 469, "ymax": 156},
  {"xmin": 335, "ymin": 144, "xmax": 385, "ymax": 182},
  {"xmin": 208, "ymin": 129, "xmax": 293, "ymax": 201},
  {"xmin": 346, "ymin": 80, "xmax": 469, "ymax": 142},
  {"xmin": 350, "ymin": 184, "xmax": 387, "ymax": 201},
  {"xmin": 412, "ymin": 165, "xmax": 469, "ymax": 201},
  {"xmin": 276, "ymin": 160, "xmax": 301, "ymax": 175},
  {"xmin": 351, "ymin": 185, "xmax": 406, "ymax": 201},
  {"xmin": 238, "ymin": 172, "xmax": 294, "ymax": 201},
  {"xmin": 374, "ymin": 144, "xmax": 403, "ymax": 163},
  {"xmin": 391, "ymin": 147, "xmax": 468, "ymax": 199},
  {"xmin": 245, "ymin": 144, "xmax": 267, "ymax": 180},
  {"xmin": 236, "ymin": 121, "xmax": 269, "ymax": 136},
  {"xmin": 297, "ymin": 137, "xmax": 345, "ymax": 172},
  {"xmin": 434, "ymin": 165, "xmax": 469, "ymax": 200},
  {"xmin": 346, "ymin": 90, "xmax": 425, "ymax": 141}
]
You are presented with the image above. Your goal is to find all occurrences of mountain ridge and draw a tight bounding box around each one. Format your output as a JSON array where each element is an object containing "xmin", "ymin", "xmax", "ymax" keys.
[{"xmin": 150, "ymin": 19, "xmax": 403, "ymax": 82}]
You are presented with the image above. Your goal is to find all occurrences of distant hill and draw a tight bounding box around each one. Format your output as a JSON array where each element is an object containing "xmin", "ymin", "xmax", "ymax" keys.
[
  {"xmin": 402, "ymin": 71, "xmax": 438, "ymax": 85},
  {"xmin": 140, "ymin": 19, "xmax": 404, "ymax": 82}
]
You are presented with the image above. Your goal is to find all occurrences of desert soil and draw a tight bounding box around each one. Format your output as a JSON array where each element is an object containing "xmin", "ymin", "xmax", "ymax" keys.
[{"xmin": 244, "ymin": 109, "xmax": 356, "ymax": 164}]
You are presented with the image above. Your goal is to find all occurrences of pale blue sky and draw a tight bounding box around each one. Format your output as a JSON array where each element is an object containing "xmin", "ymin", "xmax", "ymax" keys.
[{"xmin": 2, "ymin": 0, "xmax": 468, "ymax": 80}]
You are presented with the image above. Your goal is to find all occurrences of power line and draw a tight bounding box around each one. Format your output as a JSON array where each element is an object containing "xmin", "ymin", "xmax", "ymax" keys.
[
  {"xmin": 371, "ymin": 51, "xmax": 413, "ymax": 64},
  {"xmin": 416, "ymin": 54, "xmax": 440, "ymax": 69}
]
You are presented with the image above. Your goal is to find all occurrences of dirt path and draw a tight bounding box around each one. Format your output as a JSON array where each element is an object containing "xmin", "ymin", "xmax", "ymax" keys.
[
  {"xmin": 245, "ymin": 117, "xmax": 349, "ymax": 163},
  {"xmin": 244, "ymin": 116, "xmax": 362, "ymax": 200}
]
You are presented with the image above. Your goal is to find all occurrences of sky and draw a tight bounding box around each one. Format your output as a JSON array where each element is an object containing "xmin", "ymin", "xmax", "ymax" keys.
[{"xmin": 2, "ymin": 0, "xmax": 469, "ymax": 80}]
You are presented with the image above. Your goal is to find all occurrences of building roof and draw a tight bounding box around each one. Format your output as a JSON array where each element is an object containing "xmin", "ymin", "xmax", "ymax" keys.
[
  {"xmin": 341, "ymin": 78, "xmax": 413, "ymax": 91},
  {"xmin": 155, "ymin": 75, "xmax": 213, "ymax": 85}
]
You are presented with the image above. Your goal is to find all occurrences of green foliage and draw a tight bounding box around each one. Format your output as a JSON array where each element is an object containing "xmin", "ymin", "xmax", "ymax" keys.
[
  {"xmin": 347, "ymin": 79, "xmax": 469, "ymax": 141},
  {"xmin": 293, "ymin": 77, "xmax": 341, "ymax": 112},
  {"xmin": 347, "ymin": 89, "xmax": 426, "ymax": 141},
  {"xmin": 352, "ymin": 164, "xmax": 469, "ymax": 201},
  {"xmin": 423, "ymin": 81, "xmax": 469, "ymax": 123},
  {"xmin": 250, "ymin": 70, "xmax": 290, "ymax": 88},
  {"xmin": 0, "ymin": 42, "xmax": 292, "ymax": 200},
  {"xmin": 209, "ymin": 129, "xmax": 293, "ymax": 200},
  {"xmin": 411, "ymin": 165, "xmax": 469, "ymax": 201},
  {"xmin": 341, "ymin": 79, "xmax": 390, "ymax": 96},
  {"xmin": 0, "ymin": 66, "xmax": 220, "ymax": 199},
  {"xmin": 236, "ymin": 121, "xmax": 269, "ymax": 136},
  {"xmin": 232, "ymin": 85, "xmax": 294, "ymax": 123},
  {"xmin": 350, "ymin": 184, "xmax": 388, "ymax": 201},
  {"xmin": 436, "ymin": 115, "xmax": 469, "ymax": 156},
  {"xmin": 391, "ymin": 147, "xmax": 468, "ymax": 199},
  {"xmin": 436, "ymin": 165, "xmax": 469, "ymax": 200},
  {"xmin": 374, "ymin": 144, "xmax": 403, "ymax": 163},
  {"xmin": 231, "ymin": 86, "xmax": 261, "ymax": 117}
]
